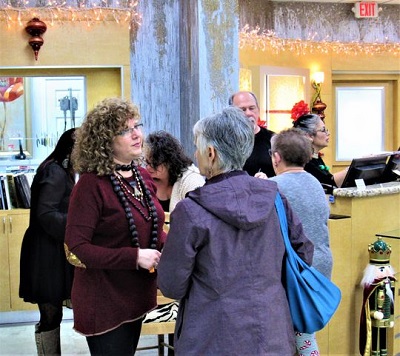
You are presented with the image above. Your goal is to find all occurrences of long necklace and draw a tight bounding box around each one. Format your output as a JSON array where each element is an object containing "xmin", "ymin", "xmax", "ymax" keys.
[
  {"xmin": 110, "ymin": 165, "xmax": 158, "ymax": 249},
  {"xmin": 114, "ymin": 172, "xmax": 144, "ymax": 205}
]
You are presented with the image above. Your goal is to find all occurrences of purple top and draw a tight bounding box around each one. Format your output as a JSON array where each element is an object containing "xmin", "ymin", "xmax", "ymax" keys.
[{"xmin": 158, "ymin": 170, "xmax": 313, "ymax": 355}]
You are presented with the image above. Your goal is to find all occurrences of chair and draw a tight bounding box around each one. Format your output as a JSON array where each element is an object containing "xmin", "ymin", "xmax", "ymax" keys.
[
  {"xmin": 137, "ymin": 212, "xmax": 176, "ymax": 356},
  {"xmin": 138, "ymin": 290, "xmax": 176, "ymax": 355}
]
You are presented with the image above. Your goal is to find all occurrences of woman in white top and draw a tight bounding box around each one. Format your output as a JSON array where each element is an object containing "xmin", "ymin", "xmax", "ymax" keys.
[
  {"xmin": 144, "ymin": 131, "xmax": 205, "ymax": 212},
  {"xmin": 142, "ymin": 131, "xmax": 205, "ymax": 330}
]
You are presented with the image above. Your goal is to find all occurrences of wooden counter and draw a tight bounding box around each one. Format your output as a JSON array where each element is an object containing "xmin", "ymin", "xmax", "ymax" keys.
[{"xmin": 317, "ymin": 182, "xmax": 400, "ymax": 355}]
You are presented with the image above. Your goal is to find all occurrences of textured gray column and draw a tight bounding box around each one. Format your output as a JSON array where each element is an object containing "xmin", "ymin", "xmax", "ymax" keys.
[
  {"xmin": 131, "ymin": 0, "xmax": 239, "ymax": 158},
  {"xmin": 130, "ymin": 0, "xmax": 180, "ymax": 139}
]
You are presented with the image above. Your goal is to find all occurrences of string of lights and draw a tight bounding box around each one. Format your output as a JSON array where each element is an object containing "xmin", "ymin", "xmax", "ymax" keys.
[
  {"xmin": 0, "ymin": 3, "xmax": 398, "ymax": 57},
  {"xmin": 239, "ymin": 25, "xmax": 400, "ymax": 57},
  {"xmin": 0, "ymin": 0, "xmax": 141, "ymax": 28}
]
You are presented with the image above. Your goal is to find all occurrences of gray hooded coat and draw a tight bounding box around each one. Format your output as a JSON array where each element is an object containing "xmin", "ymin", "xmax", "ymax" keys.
[{"xmin": 158, "ymin": 171, "xmax": 314, "ymax": 355}]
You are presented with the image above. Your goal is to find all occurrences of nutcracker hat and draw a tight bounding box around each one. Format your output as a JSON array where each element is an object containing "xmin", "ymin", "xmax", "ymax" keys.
[{"xmin": 368, "ymin": 236, "xmax": 392, "ymax": 264}]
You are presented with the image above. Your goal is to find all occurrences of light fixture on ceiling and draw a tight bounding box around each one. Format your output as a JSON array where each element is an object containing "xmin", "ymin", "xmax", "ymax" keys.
[
  {"xmin": 25, "ymin": 17, "xmax": 47, "ymax": 61},
  {"xmin": 311, "ymin": 72, "xmax": 327, "ymax": 120}
]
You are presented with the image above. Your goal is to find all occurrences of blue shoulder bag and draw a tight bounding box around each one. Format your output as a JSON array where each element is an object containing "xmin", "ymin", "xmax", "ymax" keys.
[{"xmin": 275, "ymin": 192, "xmax": 342, "ymax": 334}]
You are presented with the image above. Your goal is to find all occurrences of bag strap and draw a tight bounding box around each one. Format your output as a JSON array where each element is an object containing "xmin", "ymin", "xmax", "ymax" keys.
[
  {"xmin": 274, "ymin": 192, "xmax": 291, "ymax": 251},
  {"xmin": 275, "ymin": 192, "xmax": 309, "ymax": 268}
]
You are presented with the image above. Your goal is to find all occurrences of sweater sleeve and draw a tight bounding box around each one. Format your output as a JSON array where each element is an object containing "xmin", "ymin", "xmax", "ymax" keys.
[
  {"xmin": 157, "ymin": 201, "xmax": 198, "ymax": 299},
  {"xmin": 170, "ymin": 165, "xmax": 205, "ymax": 212}
]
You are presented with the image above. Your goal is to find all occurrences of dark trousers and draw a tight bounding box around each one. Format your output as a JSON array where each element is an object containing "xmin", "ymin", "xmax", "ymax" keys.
[{"xmin": 86, "ymin": 319, "xmax": 143, "ymax": 356}]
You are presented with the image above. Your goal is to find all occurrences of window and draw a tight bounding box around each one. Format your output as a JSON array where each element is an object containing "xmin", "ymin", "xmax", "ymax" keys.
[{"xmin": 335, "ymin": 84, "xmax": 387, "ymax": 161}]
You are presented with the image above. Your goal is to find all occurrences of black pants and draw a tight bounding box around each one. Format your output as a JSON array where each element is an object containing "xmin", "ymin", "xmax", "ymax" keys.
[{"xmin": 86, "ymin": 319, "xmax": 143, "ymax": 356}]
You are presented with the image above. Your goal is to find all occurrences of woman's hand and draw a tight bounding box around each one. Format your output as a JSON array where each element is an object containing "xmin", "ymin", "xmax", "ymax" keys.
[
  {"xmin": 334, "ymin": 167, "xmax": 349, "ymax": 187},
  {"xmin": 138, "ymin": 248, "xmax": 162, "ymax": 272},
  {"xmin": 254, "ymin": 172, "xmax": 268, "ymax": 179}
]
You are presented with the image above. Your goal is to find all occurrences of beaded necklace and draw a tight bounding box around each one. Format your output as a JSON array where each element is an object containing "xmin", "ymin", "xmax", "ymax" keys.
[
  {"xmin": 318, "ymin": 164, "xmax": 330, "ymax": 172},
  {"xmin": 115, "ymin": 163, "xmax": 133, "ymax": 171},
  {"xmin": 110, "ymin": 164, "xmax": 158, "ymax": 249},
  {"xmin": 114, "ymin": 172, "xmax": 144, "ymax": 203}
]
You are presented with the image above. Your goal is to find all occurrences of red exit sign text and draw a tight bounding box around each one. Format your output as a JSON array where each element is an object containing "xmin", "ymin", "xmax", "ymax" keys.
[{"xmin": 353, "ymin": 2, "xmax": 380, "ymax": 18}]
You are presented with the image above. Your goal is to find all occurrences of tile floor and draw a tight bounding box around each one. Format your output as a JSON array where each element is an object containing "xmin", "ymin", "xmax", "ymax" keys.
[{"xmin": 0, "ymin": 309, "xmax": 168, "ymax": 355}]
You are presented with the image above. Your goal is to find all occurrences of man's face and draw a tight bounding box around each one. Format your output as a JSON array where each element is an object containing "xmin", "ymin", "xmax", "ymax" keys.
[{"xmin": 232, "ymin": 92, "xmax": 260, "ymax": 133}]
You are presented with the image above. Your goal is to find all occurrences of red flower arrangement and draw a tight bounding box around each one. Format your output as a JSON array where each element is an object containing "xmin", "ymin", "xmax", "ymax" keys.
[{"xmin": 291, "ymin": 100, "xmax": 310, "ymax": 121}]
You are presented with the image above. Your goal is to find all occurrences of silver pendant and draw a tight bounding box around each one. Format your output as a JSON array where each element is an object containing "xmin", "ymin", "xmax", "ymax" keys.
[{"xmin": 134, "ymin": 186, "xmax": 142, "ymax": 199}]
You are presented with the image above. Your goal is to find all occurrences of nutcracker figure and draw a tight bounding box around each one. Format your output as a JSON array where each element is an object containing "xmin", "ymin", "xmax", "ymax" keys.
[{"xmin": 359, "ymin": 237, "xmax": 396, "ymax": 356}]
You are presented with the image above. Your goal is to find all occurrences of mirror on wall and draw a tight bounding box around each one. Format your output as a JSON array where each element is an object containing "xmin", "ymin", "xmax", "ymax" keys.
[
  {"xmin": 266, "ymin": 74, "xmax": 307, "ymax": 132},
  {"xmin": 0, "ymin": 76, "xmax": 86, "ymax": 173}
]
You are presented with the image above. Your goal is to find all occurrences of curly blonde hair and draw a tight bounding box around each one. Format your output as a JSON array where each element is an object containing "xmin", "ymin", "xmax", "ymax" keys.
[{"xmin": 71, "ymin": 97, "xmax": 141, "ymax": 176}]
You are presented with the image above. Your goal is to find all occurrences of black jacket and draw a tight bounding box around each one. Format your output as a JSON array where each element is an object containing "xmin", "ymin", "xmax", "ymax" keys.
[
  {"xmin": 19, "ymin": 161, "xmax": 74, "ymax": 304},
  {"xmin": 243, "ymin": 126, "xmax": 275, "ymax": 177}
]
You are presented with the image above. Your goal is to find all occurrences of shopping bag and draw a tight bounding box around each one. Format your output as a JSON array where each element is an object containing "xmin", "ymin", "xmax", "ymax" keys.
[{"xmin": 275, "ymin": 192, "xmax": 341, "ymax": 333}]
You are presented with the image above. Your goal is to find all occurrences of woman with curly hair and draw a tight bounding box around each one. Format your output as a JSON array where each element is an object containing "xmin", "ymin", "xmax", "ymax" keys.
[
  {"xmin": 144, "ymin": 131, "xmax": 205, "ymax": 213},
  {"xmin": 64, "ymin": 97, "xmax": 166, "ymax": 355}
]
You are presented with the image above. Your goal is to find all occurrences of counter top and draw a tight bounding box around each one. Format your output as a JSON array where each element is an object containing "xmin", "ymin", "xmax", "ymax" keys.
[
  {"xmin": 376, "ymin": 229, "xmax": 400, "ymax": 240},
  {"xmin": 333, "ymin": 181, "xmax": 400, "ymax": 198}
]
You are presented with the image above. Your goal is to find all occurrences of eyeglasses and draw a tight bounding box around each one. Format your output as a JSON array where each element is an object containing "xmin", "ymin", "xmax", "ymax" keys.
[
  {"xmin": 315, "ymin": 127, "xmax": 329, "ymax": 134},
  {"xmin": 117, "ymin": 123, "xmax": 143, "ymax": 136},
  {"xmin": 268, "ymin": 149, "xmax": 273, "ymax": 157}
]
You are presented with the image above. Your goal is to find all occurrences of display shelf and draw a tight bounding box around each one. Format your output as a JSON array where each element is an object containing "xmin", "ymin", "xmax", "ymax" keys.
[{"xmin": 0, "ymin": 159, "xmax": 39, "ymax": 174}]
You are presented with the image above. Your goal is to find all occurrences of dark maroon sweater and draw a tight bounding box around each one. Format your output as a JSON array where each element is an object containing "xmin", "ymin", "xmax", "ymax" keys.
[{"xmin": 65, "ymin": 168, "xmax": 165, "ymax": 335}]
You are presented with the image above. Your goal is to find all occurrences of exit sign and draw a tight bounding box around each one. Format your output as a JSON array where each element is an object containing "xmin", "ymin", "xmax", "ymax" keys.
[{"xmin": 353, "ymin": 2, "xmax": 380, "ymax": 18}]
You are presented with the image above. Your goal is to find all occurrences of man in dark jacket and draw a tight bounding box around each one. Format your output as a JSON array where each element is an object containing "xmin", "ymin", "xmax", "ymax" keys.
[{"xmin": 229, "ymin": 91, "xmax": 275, "ymax": 178}]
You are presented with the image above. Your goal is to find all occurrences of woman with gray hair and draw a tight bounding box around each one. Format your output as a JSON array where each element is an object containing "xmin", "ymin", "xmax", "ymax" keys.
[
  {"xmin": 157, "ymin": 106, "xmax": 314, "ymax": 355},
  {"xmin": 293, "ymin": 112, "xmax": 348, "ymax": 191},
  {"xmin": 269, "ymin": 128, "xmax": 333, "ymax": 356}
]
